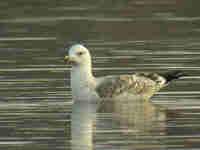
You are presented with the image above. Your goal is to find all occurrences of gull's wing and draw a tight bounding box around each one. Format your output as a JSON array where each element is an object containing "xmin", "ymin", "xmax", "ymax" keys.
[
  {"xmin": 95, "ymin": 70, "xmax": 185, "ymax": 99},
  {"xmin": 95, "ymin": 72, "xmax": 167, "ymax": 99}
]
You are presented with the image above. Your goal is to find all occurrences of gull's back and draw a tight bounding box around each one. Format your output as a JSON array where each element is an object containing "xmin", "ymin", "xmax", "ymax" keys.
[{"xmin": 95, "ymin": 71, "xmax": 185, "ymax": 100}]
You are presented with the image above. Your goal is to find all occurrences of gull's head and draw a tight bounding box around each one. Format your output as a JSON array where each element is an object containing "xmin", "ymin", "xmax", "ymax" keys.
[{"xmin": 64, "ymin": 44, "xmax": 91, "ymax": 67}]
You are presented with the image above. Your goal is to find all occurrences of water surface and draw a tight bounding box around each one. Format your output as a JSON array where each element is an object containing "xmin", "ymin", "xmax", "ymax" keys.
[{"xmin": 0, "ymin": 0, "xmax": 200, "ymax": 150}]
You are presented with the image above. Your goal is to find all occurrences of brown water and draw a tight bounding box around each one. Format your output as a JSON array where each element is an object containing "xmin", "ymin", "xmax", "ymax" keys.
[{"xmin": 0, "ymin": 0, "xmax": 200, "ymax": 150}]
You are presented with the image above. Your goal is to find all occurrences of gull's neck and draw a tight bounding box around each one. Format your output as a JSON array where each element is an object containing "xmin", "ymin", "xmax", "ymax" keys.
[
  {"xmin": 70, "ymin": 63, "xmax": 96, "ymax": 100},
  {"xmin": 71, "ymin": 64, "xmax": 94, "ymax": 83}
]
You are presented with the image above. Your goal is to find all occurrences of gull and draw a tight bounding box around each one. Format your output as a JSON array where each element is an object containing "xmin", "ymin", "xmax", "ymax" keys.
[{"xmin": 64, "ymin": 44, "xmax": 185, "ymax": 102}]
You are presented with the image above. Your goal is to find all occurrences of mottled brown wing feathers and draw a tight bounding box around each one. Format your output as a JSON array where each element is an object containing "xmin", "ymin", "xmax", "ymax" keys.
[
  {"xmin": 136, "ymin": 72, "xmax": 165, "ymax": 85},
  {"xmin": 95, "ymin": 73, "xmax": 166, "ymax": 98}
]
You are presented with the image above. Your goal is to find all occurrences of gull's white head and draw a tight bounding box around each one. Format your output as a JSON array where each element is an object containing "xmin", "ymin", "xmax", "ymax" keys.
[{"xmin": 64, "ymin": 44, "xmax": 91, "ymax": 67}]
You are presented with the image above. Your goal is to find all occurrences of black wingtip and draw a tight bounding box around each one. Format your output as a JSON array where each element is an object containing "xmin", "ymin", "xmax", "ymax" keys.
[{"xmin": 160, "ymin": 70, "xmax": 187, "ymax": 83}]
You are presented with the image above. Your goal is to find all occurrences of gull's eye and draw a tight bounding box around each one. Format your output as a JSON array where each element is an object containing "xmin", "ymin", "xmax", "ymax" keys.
[{"xmin": 77, "ymin": 51, "xmax": 84, "ymax": 56}]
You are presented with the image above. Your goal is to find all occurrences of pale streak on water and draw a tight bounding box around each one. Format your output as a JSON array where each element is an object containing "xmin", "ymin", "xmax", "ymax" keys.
[
  {"xmin": 0, "ymin": 0, "xmax": 200, "ymax": 150},
  {"xmin": 0, "ymin": 37, "xmax": 56, "ymax": 41}
]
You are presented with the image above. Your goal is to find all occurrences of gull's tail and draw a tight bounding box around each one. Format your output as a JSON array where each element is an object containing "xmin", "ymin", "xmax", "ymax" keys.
[{"xmin": 160, "ymin": 70, "xmax": 187, "ymax": 83}]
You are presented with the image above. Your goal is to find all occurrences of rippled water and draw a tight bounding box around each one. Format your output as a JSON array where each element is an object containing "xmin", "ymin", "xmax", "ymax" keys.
[{"xmin": 0, "ymin": 0, "xmax": 200, "ymax": 150}]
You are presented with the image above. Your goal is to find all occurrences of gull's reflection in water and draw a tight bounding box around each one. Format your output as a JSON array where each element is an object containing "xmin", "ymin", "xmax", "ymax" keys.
[
  {"xmin": 96, "ymin": 98, "xmax": 167, "ymax": 149},
  {"xmin": 98, "ymin": 98, "xmax": 166, "ymax": 133},
  {"xmin": 70, "ymin": 100, "xmax": 98, "ymax": 150},
  {"xmin": 70, "ymin": 98, "xmax": 166, "ymax": 150}
]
